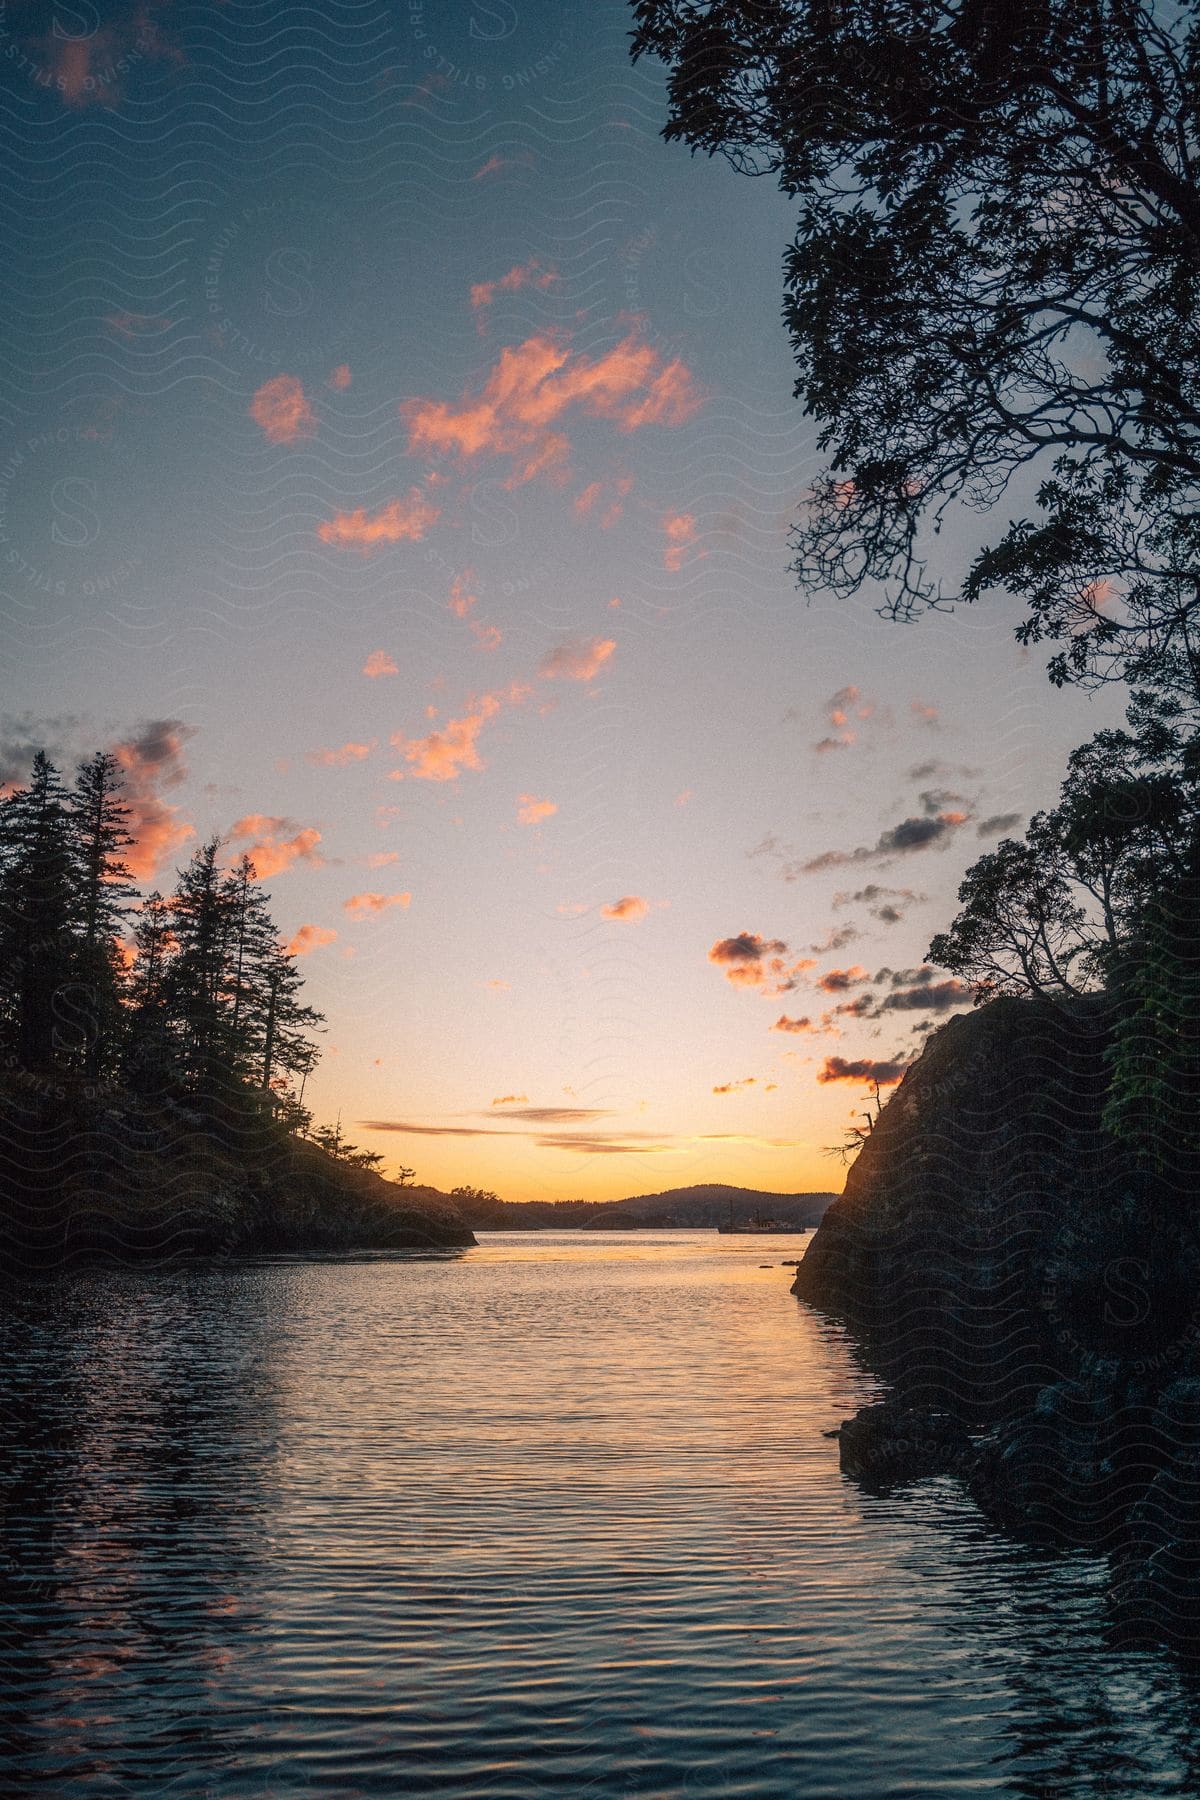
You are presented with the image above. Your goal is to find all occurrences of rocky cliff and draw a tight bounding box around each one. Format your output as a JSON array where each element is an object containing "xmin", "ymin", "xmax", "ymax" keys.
[{"xmin": 792, "ymin": 995, "xmax": 1200, "ymax": 1650}]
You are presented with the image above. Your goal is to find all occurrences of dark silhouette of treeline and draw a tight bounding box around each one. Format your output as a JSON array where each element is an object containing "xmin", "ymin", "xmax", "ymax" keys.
[{"xmin": 0, "ymin": 748, "xmax": 322, "ymax": 1122}]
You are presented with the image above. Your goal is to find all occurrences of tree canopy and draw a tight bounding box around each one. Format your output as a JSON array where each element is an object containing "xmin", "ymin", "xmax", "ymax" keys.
[{"xmin": 631, "ymin": 0, "xmax": 1200, "ymax": 707}]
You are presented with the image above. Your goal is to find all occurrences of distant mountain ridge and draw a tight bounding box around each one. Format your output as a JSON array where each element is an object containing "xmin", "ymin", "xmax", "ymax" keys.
[{"xmin": 453, "ymin": 1183, "xmax": 836, "ymax": 1231}]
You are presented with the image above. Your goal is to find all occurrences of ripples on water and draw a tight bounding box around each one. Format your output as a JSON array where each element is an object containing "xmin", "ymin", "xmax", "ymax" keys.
[{"xmin": 2, "ymin": 1230, "xmax": 1200, "ymax": 1796}]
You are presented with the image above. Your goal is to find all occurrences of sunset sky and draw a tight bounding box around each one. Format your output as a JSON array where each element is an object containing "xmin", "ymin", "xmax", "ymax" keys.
[{"xmin": 1, "ymin": 0, "xmax": 1123, "ymax": 1199}]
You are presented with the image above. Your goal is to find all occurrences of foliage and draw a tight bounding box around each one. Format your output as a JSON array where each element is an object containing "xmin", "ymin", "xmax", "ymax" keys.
[
  {"xmin": 0, "ymin": 748, "xmax": 336, "ymax": 1149},
  {"xmin": 631, "ymin": 0, "xmax": 1200, "ymax": 701},
  {"xmin": 930, "ymin": 700, "xmax": 1199, "ymax": 1001}
]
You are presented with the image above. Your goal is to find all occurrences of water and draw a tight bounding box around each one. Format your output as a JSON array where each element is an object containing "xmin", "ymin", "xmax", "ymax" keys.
[{"xmin": 2, "ymin": 1228, "xmax": 1200, "ymax": 1797}]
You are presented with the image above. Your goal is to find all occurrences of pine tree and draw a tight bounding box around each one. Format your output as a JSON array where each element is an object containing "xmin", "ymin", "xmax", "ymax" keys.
[
  {"xmin": 0, "ymin": 754, "xmax": 79, "ymax": 1069},
  {"xmin": 69, "ymin": 751, "xmax": 137, "ymax": 1076},
  {"xmin": 163, "ymin": 839, "xmax": 232, "ymax": 1088}
]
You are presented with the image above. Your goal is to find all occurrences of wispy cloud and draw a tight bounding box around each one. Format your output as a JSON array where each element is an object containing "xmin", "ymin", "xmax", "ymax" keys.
[
  {"xmin": 318, "ymin": 489, "xmax": 440, "ymax": 551},
  {"xmin": 343, "ymin": 891, "xmax": 411, "ymax": 919},
  {"xmin": 401, "ymin": 324, "xmax": 702, "ymax": 488},
  {"xmin": 539, "ymin": 637, "xmax": 615, "ymax": 682},
  {"xmin": 230, "ymin": 815, "xmax": 324, "ymax": 879},
  {"xmin": 601, "ymin": 894, "xmax": 648, "ymax": 922}
]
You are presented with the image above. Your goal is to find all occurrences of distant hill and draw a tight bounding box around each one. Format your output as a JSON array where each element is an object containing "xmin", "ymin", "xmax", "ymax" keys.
[{"xmin": 452, "ymin": 1183, "xmax": 836, "ymax": 1231}]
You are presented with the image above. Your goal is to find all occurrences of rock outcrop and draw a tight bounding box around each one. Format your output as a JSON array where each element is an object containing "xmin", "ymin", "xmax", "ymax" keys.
[{"xmin": 792, "ymin": 995, "xmax": 1200, "ymax": 1652}]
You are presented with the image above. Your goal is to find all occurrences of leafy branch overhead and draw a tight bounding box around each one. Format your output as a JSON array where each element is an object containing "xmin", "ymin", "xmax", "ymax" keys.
[{"xmin": 632, "ymin": 0, "xmax": 1200, "ymax": 710}]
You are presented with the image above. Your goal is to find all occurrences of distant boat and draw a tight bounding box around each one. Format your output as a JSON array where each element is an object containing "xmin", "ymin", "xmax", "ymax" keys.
[{"xmin": 716, "ymin": 1204, "xmax": 801, "ymax": 1235}]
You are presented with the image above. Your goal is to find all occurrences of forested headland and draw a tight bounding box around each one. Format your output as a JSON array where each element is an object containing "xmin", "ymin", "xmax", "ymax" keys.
[{"xmin": 0, "ymin": 750, "xmax": 473, "ymax": 1266}]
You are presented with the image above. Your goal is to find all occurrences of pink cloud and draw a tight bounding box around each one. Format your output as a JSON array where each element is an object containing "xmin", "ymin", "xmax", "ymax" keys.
[
  {"xmin": 366, "ymin": 850, "xmax": 399, "ymax": 868},
  {"xmin": 344, "ymin": 891, "xmax": 412, "ymax": 919},
  {"xmin": 287, "ymin": 923, "xmax": 338, "ymax": 956},
  {"xmin": 708, "ymin": 931, "xmax": 815, "ymax": 995},
  {"xmin": 601, "ymin": 895, "xmax": 648, "ymax": 922},
  {"xmin": 400, "ymin": 325, "xmax": 702, "ymax": 489},
  {"xmin": 230, "ymin": 815, "xmax": 324, "ymax": 879},
  {"xmin": 470, "ymin": 260, "xmax": 557, "ymax": 327},
  {"xmin": 470, "ymin": 621, "xmax": 503, "ymax": 652},
  {"xmin": 104, "ymin": 310, "xmax": 171, "ymax": 339},
  {"xmin": 307, "ymin": 741, "xmax": 375, "ymax": 767},
  {"xmin": 389, "ymin": 682, "xmax": 528, "ymax": 783},
  {"xmin": 448, "ymin": 571, "xmax": 478, "ymax": 617},
  {"xmin": 111, "ymin": 720, "xmax": 195, "ymax": 882},
  {"xmin": 363, "ymin": 649, "xmax": 399, "ymax": 678},
  {"xmin": 250, "ymin": 374, "xmax": 316, "ymax": 445},
  {"xmin": 772, "ymin": 1014, "xmax": 815, "ymax": 1034},
  {"xmin": 472, "ymin": 152, "xmax": 535, "ymax": 180},
  {"xmin": 662, "ymin": 511, "xmax": 701, "ymax": 572},
  {"xmin": 517, "ymin": 795, "xmax": 557, "ymax": 826},
  {"xmin": 327, "ymin": 364, "xmax": 352, "ymax": 390},
  {"xmin": 318, "ymin": 489, "xmax": 440, "ymax": 551},
  {"xmin": 538, "ymin": 636, "xmax": 616, "ymax": 682},
  {"xmin": 575, "ymin": 474, "xmax": 634, "ymax": 528}
]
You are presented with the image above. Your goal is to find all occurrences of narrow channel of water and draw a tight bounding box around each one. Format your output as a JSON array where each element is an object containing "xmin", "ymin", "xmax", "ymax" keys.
[{"xmin": 2, "ymin": 1229, "xmax": 1198, "ymax": 1796}]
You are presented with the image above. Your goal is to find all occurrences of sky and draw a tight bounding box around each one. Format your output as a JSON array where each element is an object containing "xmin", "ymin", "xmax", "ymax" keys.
[{"xmin": 0, "ymin": 0, "xmax": 1125, "ymax": 1200}]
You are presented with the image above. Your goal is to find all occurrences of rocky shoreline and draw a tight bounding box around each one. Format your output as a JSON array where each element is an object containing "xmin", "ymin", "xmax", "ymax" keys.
[{"xmin": 791, "ymin": 996, "xmax": 1200, "ymax": 1653}]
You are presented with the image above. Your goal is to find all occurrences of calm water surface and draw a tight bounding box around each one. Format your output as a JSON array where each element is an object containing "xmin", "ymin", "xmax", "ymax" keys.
[{"xmin": 2, "ymin": 1229, "xmax": 1200, "ymax": 1797}]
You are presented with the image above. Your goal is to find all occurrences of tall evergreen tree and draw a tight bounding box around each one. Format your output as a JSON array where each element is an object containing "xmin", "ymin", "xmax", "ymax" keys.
[
  {"xmin": 0, "ymin": 754, "xmax": 78, "ymax": 1069},
  {"xmin": 69, "ymin": 751, "xmax": 137, "ymax": 1076}
]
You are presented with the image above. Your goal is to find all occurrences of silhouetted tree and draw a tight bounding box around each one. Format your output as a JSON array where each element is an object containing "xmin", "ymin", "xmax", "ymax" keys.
[
  {"xmin": 631, "ymin": 0, "xmax": 1200, "ymax": 701},
  {"xmin": 69, "ymin": 750, "xmax": 137, "ymax": 1075},
  {"xmin": 930, "ymin": 710, "xmax": 1199, "ymax": 1000},
  {"xmin": 0, "ymin": 754, "xmax": 78, "ymax": 1069}
]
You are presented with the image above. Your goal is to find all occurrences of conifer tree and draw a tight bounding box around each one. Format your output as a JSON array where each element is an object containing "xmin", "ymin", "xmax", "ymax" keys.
[{"xmin": 0, "ymin": 754, "xmax": 78, "ymax": 1069}]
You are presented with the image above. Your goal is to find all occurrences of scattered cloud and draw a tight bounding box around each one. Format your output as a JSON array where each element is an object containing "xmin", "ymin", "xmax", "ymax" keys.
[
  {"xmin": 366, "ymin": 850, "xmax": 399, "ymax": 868},
  {"xmin": 911, "ymin": 699, "xmax": 939, "ymax": 727},
  {"xmin": 661, "ymin": 510, "xmax": 700, "ymax": 572},
  {"xmin": 708, "ymin": 931, "xmax": 813, "ymax": 994},
  {"xmin": 772, "ymin": 1015, "xmax": 815, "ymax": 1034},
  {"xmin": 818, "ymin": 1056, "xmax": 910, "ymax": 1086},
  {"xmin": 400, "ymin": 324, "xmax": 702, "ymax": 488},
  {"xmin": 230, "ymin": 815, "xmax": 324, "ymax": 880},
  {"xmin": 448, "ymin": 570, "xmax": 478, "ymax": 618},
  {"xmin": 713, "ymin": 1077, "xmax": 757, "ymax": 1094},
  {"xmin": 492, "ymin": 1094, "xmax": 529, "ymax": 1107},
  {"xmin": 318, "ymin": 489, "xmax": 440, "ymax": 551},
  {"xmin": 832, "ymin": 884, "xmax": 925, "ymax": 925},
  {"xmin": 517, "ymin": 794, "xmax": 557, "ymax": 826},
  {"xmin": 872, "ymin": 968, "xmax": 973, "ymax": 1013},
  {"xmin": 601, "ymin": 894, "xmax": 648, "ymax": 922},
  {"xmin": 389, "ymin": 684, "xmax": 528, "ymax": 783},
  {"xmin": 812, "ymin": 683, "xmax": 878, "ymax": 753},
  {"xmin": 250, "ymin": 374, "xmax": 316, "ymax": 445},
  {"xmin": 539, "ymin": 636, "xmax": 615, "ymax": 682},
  {"xmin": 976, "ymin": 812, "xmax": 1023, "ymax": 837},
  {"xmin": 363, "ymin": 650, "xmax": 399, "ymax": 678},
  {"xmin": 575, "ymin": 474, "xmax": 634, "ymax": 528},
  {"xmin": 287, "ymin": 923, "xmax": 338, "ymax": 956},
  {"xmin": 327, "ymin": 364, "xmax": 352, "ymax": 390},
  {"xmin": 816, "ymin": 965, "xmax": 872, "ymax": 993},
  {"xmin": 472, "ymin": 151, "xmax": 535, "ymax": 180},
  {"xmin": 470, "ymin": 259, "xmax": 557, "ymax": 328},
  {"xmin": 104, "ymin": 310, "xmax": 171, "ymax": 339},
  {"xmin": 485, "ymin": 978, "xmax": 511, "ymax": 992},
  {"xmin": 307, "ymin": 741, "xmax": 375, "ymax": 767},
  {"xmin": 800, "ymin": 808, "xmax": 971, "ymax": 874},
  {"xmin": 343, "ymin": 890, "xmax": 411, "ymax": 919}
]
